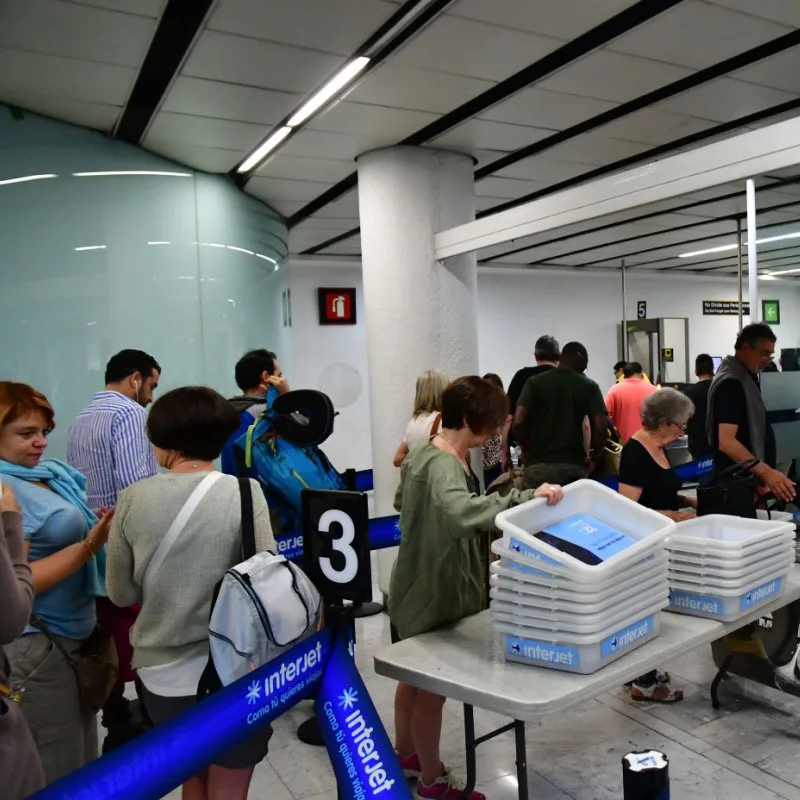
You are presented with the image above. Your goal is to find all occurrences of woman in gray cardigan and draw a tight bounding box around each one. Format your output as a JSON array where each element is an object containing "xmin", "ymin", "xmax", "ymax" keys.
[{"xmin": 0, "ymin": 483, "xmax": 45, "ymax": 798}]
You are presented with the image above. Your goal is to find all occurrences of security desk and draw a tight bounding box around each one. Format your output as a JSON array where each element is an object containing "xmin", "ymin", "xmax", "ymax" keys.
[{"xmin": 374, "ymin": 567, "xmax": 800, "ymax": 800}]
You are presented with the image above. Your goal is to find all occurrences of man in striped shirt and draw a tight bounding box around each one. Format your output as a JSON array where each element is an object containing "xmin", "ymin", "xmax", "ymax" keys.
[
  {"xmin": 67, "ymin": 348, "xmax": 161, "ymax": 752},
  {"xmin": 68, "ymin": 349, "xmax": 161, "ymax": 509}
]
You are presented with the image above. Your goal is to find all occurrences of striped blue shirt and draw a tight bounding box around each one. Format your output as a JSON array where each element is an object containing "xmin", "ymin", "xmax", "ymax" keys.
[{"xmin": 67, "ymin": 391, "xmax": 159, "ymax": 510}]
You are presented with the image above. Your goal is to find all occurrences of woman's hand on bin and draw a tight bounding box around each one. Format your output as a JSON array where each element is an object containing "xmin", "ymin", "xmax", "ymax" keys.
[{"xmin": 534, "ymin": 484, "xmax": 564, "ymax": 506}]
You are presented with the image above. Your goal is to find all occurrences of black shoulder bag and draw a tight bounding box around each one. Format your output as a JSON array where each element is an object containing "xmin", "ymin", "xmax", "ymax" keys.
[{"xmin": 697, "ymin": 458, "xmax": 759, "ymax": 519}]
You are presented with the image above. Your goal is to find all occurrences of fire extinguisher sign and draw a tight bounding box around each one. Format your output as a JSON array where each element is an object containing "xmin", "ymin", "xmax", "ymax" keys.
[{"xmin": 318, "ymin": 287, "xmax": 357, "ymax": 325}]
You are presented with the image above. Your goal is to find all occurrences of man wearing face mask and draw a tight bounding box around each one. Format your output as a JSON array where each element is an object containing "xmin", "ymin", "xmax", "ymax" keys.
[{"xmin": 67, "ymin": 348, "xmax": 161, "ymax": 752}]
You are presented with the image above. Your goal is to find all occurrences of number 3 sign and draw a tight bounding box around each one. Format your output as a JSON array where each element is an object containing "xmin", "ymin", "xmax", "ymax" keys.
[{"xmin": 301, "ymin": 490, "xmax": 372, "ymax": 603}]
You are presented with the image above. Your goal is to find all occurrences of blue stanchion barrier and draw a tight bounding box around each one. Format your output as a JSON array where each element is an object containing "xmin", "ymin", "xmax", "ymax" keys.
[
  {"xmin": 31, "ymin": 630, "xmax": 410, "ymax": 800},
  {"xmin": 353, "ymin": 469, "xmax": 374, "ymax": 493},
  {"xmin": 276, "ymin": 513, "xmax": 400, "ymax": 562},
  {"xmin": 672, "ymin": 456, "xmax": 714, "ymax": 482}
]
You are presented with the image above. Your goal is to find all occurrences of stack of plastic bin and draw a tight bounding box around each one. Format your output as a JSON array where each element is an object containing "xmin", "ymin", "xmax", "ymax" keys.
[
  {"xmin": 490, "ymin": 480, "xmax": 674, "ymax": 675},
  {"xmin": 666, "ymin": 515, "xmax": 794, "ymax": 622}
]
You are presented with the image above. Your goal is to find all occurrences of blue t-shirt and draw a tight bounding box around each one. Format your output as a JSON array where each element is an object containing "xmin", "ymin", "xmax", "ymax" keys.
[{"xmin": 5, "ymin": 474, "xmax": 96, "ymax": 639}]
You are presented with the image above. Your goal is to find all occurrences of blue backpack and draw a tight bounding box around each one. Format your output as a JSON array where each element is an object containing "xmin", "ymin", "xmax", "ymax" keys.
[{"xmin": 236, "ymin": 388, "xmax": 345, "ymax": 532}]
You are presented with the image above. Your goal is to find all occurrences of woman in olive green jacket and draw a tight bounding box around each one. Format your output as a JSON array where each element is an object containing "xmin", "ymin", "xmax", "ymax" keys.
[{"xmin": 389, "ymin": 376, "xmax": 563, "ymax": 800}]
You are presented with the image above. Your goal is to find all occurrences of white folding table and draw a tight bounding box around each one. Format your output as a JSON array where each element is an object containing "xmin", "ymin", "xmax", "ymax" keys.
[{"xmin": 374, "ymin": 567, "xmax": 800, "ymax": 800}]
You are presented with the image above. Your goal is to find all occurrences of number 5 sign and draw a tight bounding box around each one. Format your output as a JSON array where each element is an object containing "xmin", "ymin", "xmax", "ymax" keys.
[{"xmin": 301, "ymin": 490, "xmax": 372, "ymax": 603}]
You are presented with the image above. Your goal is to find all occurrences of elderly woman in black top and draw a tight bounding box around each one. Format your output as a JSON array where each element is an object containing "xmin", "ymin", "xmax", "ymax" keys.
[{"xmin": 618, "ymin": 388, "xmax": 696, "ymax": 703}]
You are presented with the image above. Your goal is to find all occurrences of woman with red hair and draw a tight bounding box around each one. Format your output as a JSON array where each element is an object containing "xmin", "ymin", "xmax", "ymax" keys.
[{"xmin": 0, "ymin": 382, "xmax": 113, "ymax": 783}]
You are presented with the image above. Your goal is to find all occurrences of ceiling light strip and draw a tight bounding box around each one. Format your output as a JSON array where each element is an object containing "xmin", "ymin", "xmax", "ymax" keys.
[
  {"xmin": 0, "ymin": 174, "xmax": 58, "ymax": 186},
  {"xmin": 73, "ymin": 171, "xmax": 191, "ymax": 177},
  {"xmin": 235, "ymin": 0, "xmax": 455, "ymax": 177},
  {"xmin": 287, "ymin": 57, "xmax": 370, "ymax": 128},
  {"xmin": 679, "ymin": 230, "xmax": 800, "ymax": 258}
]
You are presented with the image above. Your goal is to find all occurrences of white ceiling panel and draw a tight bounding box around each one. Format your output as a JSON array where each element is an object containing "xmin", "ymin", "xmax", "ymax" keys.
[
  {"xmin": 183, "ymin": 31, "xmax": 346, "ymax": 94},
  {"xmin": 536, "ymin": 51, "xmax": 693, "ymax": 103},
  {"xmin": 539, "ymin": 132, "xmax": 651, "ymax": 167},
  {"xmin": 279, "ymin": 127, "xmax": 395, "ymax": 161},
  {"xmin": 706, "ymin": 0, "xmax": 800, "ymax": 27},
  {"xmin": 433, "ymin": 119, "xmax": 557, "ymax": 153},
  {"xmin": 0, "ymin": 0, "xmax": 158, "ymax": 68},
  {"xmin": 291, "ymin": 218, "xmax": 362, "ymax": 236},
  {"xmin": 608, "ymin": 1, "xmax": 792, "ymax": 70},
  {"xmin": 480, "ymin": 88, "xmax": 616, "ymax": 130},
  {"xmin": 451, "ymin": 0, "xmax": 635, "ymax": 40},
  {"xmin": 59, "ymin": 0, "xmax": 166, "ymax": 15},
  {"xmin": 146, "ymin": 112, "xmax": 266, "ymax": 150},
  {"xmin": 0, "ymin": 47, "xmax": 136, "ymax": 107},
  {"xmin": 256, "ymin": 155, "xmax": 354, "ymax": 184},
  {"xmin": 306, "ymin": 101, "xmax": 438, "ymax": 137},
  {"xmin": 475, "ymin": 196, "xmax": 511, "ymax": 212},
  {"xmin": 734, "ymin": 50, "xmax": 800, "ymax": 96},
  {"xmin": 275, "ymin": 191, "xmax": 360, "ymax": 220},
  {"xmin": 208, "ymin": 0, "xmax": 398, "ymax": 56},
  {"xmin": 657, "ymin": 78, "xmax": 798, "ymax": 123},
  {"xmin": 321, "ymin": 239, "xmax": 362, "ymax": 255},
  {"xmin": 493, "ymin": 157, "xmax": 593, "ymax": 184},
  {"xmin": 475, "ymin": 176, "xmax": 546, "ymax": 200},
  {"xmin": 248, "ymin": 177, "xmax": 335, "ymax": 203},
  {"xmin": 344, "ymin": 64, "xmax": 494, "ymax": 114},
  {"xmin": 1, "ymin": 92, "xmax": 120, "ymax": 131},
  {"xmin": 160, "ymin": 77, "xmax": 300, "ymax": 125},
  {"xmin": 388, "ymin": 16, "xmax": 563, "ymax": 82},
  {"xmin": 595, "ymin": 107, "xmax": 716, "ymax": 147},
  {"xmin": 143, "ymin": 139, "xmax": 241, "ymax": 172}
]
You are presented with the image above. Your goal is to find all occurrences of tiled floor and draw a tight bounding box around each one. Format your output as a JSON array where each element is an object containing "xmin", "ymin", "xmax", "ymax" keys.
[{"xmin": 150, "ymin": 609, "xmax": 800, "ymax": 799}]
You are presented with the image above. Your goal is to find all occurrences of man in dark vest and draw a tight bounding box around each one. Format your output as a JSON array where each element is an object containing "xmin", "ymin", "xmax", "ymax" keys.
[{"xmin": 707, "ymin": 323, "xmax": 795, "ymax": 503}]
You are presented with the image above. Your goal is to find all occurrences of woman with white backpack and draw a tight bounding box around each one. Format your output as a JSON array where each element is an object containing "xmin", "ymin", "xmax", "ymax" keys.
[{"xmin": 106, "ymin": 386, "xmax": 276, "ymax": 800}]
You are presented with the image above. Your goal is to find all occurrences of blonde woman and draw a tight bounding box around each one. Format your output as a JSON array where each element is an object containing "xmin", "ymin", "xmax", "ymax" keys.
[{"xmin": 393, "ymin": 370, "xmax": 449, "ymax": 467}]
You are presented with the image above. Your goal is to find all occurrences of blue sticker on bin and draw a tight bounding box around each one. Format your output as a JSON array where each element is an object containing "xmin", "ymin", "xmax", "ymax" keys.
[
  {"xmin": 505, "ymin": 635, "xmax": 580, "ymax": 668},
  {"xmin": 669, "ymin": 589, "xmax": 724, "ymax": 617},
  {"xmin": 600, "ymin": 615, "xmax": 654, "ymax": 658},
  {"xmin": 739, "ymin": 577, "xmax": 783, "ymax": 610},
  {"xmin": 540, "ymin": 514, "xmax": 636, "ymax": 562}
]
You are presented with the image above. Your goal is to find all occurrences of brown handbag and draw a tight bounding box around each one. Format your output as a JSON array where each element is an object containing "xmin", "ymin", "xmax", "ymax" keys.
[{"xmin": 30, "ymin": 617, "xmax": 118, "ymax": 714}]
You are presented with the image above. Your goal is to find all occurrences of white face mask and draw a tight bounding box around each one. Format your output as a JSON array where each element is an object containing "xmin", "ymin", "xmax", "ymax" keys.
[{"xmin": 133, "ymin": 380, "xmax": 140, "ymax": 402}]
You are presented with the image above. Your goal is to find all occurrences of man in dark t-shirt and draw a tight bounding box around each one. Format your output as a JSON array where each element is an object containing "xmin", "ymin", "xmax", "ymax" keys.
[
  {"xmin": 708, "ymin": 323, "xmax": 793, "ymax": 503},
  {"xmin": 683, "ymin": 353, "xmax": 714, "ymax": 459},
  {"xmin": 507, "ymin": 334, "xmax": 560, "ymax": 415},
  {"xmin": 514, "ymin": 341, "xmax": 607, "ymax": 487}
]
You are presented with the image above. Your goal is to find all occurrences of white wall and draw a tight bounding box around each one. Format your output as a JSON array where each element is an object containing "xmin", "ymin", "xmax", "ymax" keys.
[
  {"xmin": 479, "ymin": 268, "xmax": 800, "ymax": 394},
  {"xmin": 286, "ymin": 260, "xmax": 800, "ymax": 470},
  {"xmin": 288, "ymin": 266, "xmax": 371, "ymax": 472}
]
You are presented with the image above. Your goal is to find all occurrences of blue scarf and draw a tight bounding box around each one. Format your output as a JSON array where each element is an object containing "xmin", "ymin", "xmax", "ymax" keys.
[{"xmin": 0, "ymin": 458, "xmax": 107, "ymax": 597}]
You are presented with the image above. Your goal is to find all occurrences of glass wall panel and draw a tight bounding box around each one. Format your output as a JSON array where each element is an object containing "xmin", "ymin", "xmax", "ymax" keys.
[{"xmin": 0, "ymin": 106, "xmax": 287, "ymax": 457}]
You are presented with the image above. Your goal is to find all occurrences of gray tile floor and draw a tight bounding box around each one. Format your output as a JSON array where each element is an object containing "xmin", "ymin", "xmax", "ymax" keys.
[{"xmin": 151, "ymin": 608, "xmax": 800, "ymax": 799}]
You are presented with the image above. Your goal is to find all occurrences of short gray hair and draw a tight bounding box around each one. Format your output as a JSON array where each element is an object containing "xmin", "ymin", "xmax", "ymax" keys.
[{"xmin": 641, "ymin": 388, "xmax": 695, "ymax": 430}]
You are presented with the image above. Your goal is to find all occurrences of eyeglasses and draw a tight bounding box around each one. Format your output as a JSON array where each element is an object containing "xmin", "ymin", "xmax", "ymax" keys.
[{"xmin": 669, "ymin": 422, "xmax": 687, "ymax": 432}]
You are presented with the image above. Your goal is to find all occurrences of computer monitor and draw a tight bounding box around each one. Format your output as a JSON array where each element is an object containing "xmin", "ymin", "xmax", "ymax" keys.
[{"xmin": 711, "ymin": 356, "xmax": 722, "ymax": 374}]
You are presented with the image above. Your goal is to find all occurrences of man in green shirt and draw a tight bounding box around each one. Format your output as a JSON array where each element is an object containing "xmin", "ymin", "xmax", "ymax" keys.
[{"xmin": 513, "ymin": 341, "xmax": 608, "ymax": 488}]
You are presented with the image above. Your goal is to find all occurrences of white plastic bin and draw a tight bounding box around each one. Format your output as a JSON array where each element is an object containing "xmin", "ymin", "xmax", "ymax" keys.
[
  {"xmin": 495, "ymin": 611, "xmax": 663, "ymax": 674},
  {"xmin": 490, "ymin": 571, "xmax": 666, "ymax": 611},
  {"xmin": 668, "ymin": 546, "xmax": 794, "ymax": 582},
  {"xmin": 667, "ymin": 571, "xmax": 789, "ymax": 621},
  {"xmin": 495, "ymin": 480, "xmax": 674, "ymax": 577},
  {"xmin": 668, "ymin": 515, "xmax": 793, "ymax": 554},
  {"xmin": 490, "ymin": 586, "xmax": 669, "ymax": 633},
  {"xmin": 491, "ymin": 550, "xmax": 668, "ymax": 593},
  {"xmin": 668, "ymin": 553, "xmax": 793, "ymax": 591},
  {"xmin": 668, "ymin": 534, "xmax": 793, "ymax": 568}
]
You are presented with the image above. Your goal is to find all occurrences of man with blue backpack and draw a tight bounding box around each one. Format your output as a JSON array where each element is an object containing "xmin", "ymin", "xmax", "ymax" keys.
[{"xmin": 223, "ymin": 349, "xmax": 344, "ymax": 537}]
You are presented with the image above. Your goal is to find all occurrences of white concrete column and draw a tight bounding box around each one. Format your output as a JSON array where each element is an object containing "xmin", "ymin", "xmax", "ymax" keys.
[{"xmin": 357, "ymin": 146, "xmax": 478, "ymax": 596}]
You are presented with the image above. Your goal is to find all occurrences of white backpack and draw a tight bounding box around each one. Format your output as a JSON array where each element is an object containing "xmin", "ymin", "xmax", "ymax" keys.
[
  {"xmin": 143, "ymin": 472, "xmax": 321, "ymax": 698},
  {"xmin": 202, "ymin": 476, "xmax": 322, "ymax": 692}
]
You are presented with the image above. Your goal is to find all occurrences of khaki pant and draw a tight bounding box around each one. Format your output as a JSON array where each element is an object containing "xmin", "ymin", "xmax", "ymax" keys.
[
  {"xmin": 523, "ymin": 462, "xmax": 586, "ymax": 489},
  {"xmin": 8, "ymin": 633, "xmax": 98, "ymax": 785}
]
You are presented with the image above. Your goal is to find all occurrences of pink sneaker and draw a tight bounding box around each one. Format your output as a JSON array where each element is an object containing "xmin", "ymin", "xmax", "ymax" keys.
[
  {"xmin": 395, "ymin": 750, "xmax": 421, "ymax": 779},
  {"xmin": 415, "ymin": 769, "xmax": 486, "ymax": 800}
]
